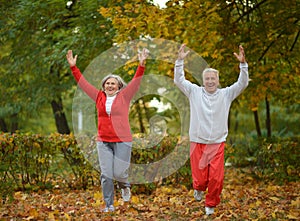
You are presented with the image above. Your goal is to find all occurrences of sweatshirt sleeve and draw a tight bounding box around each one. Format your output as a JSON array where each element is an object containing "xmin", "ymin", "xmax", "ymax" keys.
[
  {"xmin": 225, "ymin": 62, "xmax": 249, "ymax": 101},
  {"xmin": 70, "ymin": 66, "xmax": 100, "ymax": 102},
  {"xmin": 122, "ymin": 65, "xmax": 145, "ymax": 100},
  {"xmin": 174, "ymin": 59, "xmax": 194, "ymax": 97}
]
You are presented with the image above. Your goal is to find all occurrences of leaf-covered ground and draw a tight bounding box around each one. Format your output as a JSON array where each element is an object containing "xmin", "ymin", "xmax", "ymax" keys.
[{"xmin": 1, "ymin": 168, "xmax": 299, "ymax": 220}]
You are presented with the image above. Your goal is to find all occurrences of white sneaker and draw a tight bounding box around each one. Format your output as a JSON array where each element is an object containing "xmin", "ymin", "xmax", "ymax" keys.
[
  {"xmin": 205, "ymin": 206, "xmax": 214, "ymax": 215},
  {"xmin": 103, "ymin": 205, "xmax": 115, "ymax": 212},
  {"xmin": 193, "ymin": 190, "xmax": 203, "ymax": 201},
  {"xmin": 121, "ymin": 187, "xmax": 131, "ymax": 202}
]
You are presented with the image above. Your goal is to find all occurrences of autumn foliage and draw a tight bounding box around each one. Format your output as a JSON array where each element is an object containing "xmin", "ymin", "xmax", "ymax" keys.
[{"xmin": 1, "ymin": 1, "xmax": 299, "ymax": 219}]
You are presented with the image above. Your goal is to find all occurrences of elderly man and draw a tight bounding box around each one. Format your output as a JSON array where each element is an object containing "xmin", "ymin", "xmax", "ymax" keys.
[{"xmin": 174, "ymin": 44, "xmax": 249, "ymax": 215}]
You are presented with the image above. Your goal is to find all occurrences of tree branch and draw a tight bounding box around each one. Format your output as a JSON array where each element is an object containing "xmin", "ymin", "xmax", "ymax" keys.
[
  {"xmin": 290, "ymin": 28, "xmax": 300, "ymax": 52},
  {"xmin": 259, "ymin": 19, "xmax": 299, "ymax": 61},
  {"xmin": 234, "ymin": 0, "xmax": 268, "ymax": 24}
]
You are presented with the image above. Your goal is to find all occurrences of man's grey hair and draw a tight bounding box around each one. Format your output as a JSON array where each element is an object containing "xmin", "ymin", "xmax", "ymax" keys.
[
  {"xmin": 202, "ymin": 68, "xmax": 219, "ymax": 80},
  {"xmin": 101, "ymin": 74, "xmax": 127, "ymax": 90}
]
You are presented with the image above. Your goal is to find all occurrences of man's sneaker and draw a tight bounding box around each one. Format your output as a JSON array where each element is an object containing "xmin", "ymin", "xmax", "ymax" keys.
[
  {"xmin": 103, "ymin": 205, "xmax": 115, "ymax": 212},
  {"xmin": 121, "ymin": 187, "xmax": 131, "ymax": 202},
  {"xmin": 205, "ymin": 206, "xmax": 214, "ymax": 215},
  {"xmin": 193, "ymin": 190, "xmax": 203, "ymax": 201}
]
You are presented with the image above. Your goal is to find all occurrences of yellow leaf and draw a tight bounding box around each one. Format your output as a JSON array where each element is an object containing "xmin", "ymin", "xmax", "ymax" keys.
[
  {"xmin": 92, "ymin": 200, "xmax": 101, "ymax": 207},
  {"xmin": 169, "ymin": 196, "xmax": 178, "ymax": 204},
  {"xmin": 114, "ymin": 200, "xmax": 120, "ymax": 207},
  {"xmin": 127, "ymin": 69, "xmax": 135, "ymax": 76},
  {"xmin": 33, "ymin": 142, "xmax": 40, "ymax": 148},
  {"xmin": 48, "ymin": 212, "xmax": 55, "ymax": 221},
  {"xmin": 14, "ymin": 191, "xmax": 22, "ymax": 199},
  {"xmin": 185, "ymin": 207, "xmax": 190, "ymax": 214},
  {"xmin": 266, "ymin": 185, "xmax": 277, "ymax": 192},
  {"xmin": 291, "ymin": 197, "xmax": 300, "ymax": 207},
  {"xmin": 38, "ymin": 157, "xmax": 46, "ymax": 163},
  {"xmin": 287, "ymin": 214, "xmax": 299, "ymax": 219},
  {"xmin": 161, "ymin": 186, "xmax": 172, "ymax": 194},
  {"xmin": 188, "ymin": 189, "xmax": 194, "ymax": 196},
  {"xmin": 269, "ymin": 196, "xmax": 280, "ymax": 202},
  {"xmin": 251, "ymin": 107, "xmax": 258, "ymax": 111},
  {"xmin": 256, "ymin": 200, "xmax": 262, "ymax": 206},
  {"xmin": 94, "ymin": 191, "xmax": 102, "ymax": 200},
  {"xmin": 29, "ymin": 208, "xmax": 38, "ymax": 218},
  {"xmin": 64, "ymin": 213, "xmax": 71, "ymax": 220},
  {"xmin": 153, "ymin": 196, "xmax": 159, "ymax": 203},
  {"xmin": 249, "ymin": 202, "xmax": 256, "ymax": 208},
  {"xmin": 131, "ymin": 195, "xmax": 140, "ymax": 204},
  {"xmin": 128, "ymin": 207, "xmax": 138, "ymax": 214}
]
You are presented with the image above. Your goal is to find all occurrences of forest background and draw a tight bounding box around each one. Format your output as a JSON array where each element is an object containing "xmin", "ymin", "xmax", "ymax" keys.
[{"xmin": 0, "ymin": 0, "xmax": 299, "ymax": 220}]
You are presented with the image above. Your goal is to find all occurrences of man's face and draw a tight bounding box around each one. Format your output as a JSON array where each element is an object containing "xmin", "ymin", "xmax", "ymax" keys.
[
  {"xmin": 203, "ymin": 71, "xmax": 219, "ymax": 94},
  {"xmin": 104, "ymin": 77, "xmax": 119, "ymax": 96}
]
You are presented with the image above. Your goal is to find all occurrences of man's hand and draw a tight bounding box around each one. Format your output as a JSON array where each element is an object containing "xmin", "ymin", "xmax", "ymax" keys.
[
  {"xmin": 178, "ymin": 44, "xmax": 190, "ymax": 60},
  {"xmin": 234, "ymin": 45, "xmax": 246, "ymax": 63}
]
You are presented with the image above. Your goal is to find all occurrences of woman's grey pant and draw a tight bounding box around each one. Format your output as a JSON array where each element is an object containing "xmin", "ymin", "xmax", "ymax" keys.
[{"xmin": 96, "ymin": 141, "xmax": 132, "ymax": 207}]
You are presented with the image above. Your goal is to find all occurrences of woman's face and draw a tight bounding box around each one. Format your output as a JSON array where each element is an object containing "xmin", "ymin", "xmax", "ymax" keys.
[{"xmin": 104, "ymin": 77, "xmax": 119, "ymax": 96}]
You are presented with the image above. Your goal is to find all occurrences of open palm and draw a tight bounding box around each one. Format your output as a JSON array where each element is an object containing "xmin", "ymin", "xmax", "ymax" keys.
[
  {"xmin": 234, "ymin": 45, "xmax": 246, "ymax": 63},
  {"xmin": 66, "ymin": 50, "xmax": 77, "ymax": 67}
]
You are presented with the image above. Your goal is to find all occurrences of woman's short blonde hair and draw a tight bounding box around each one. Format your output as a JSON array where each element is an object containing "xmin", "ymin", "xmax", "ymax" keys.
[{"xmin": 101, "ymin": 74, "xmax": 127, "ymax": 90}]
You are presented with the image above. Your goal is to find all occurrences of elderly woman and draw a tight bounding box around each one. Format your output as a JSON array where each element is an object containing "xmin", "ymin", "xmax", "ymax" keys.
[{"xmin": 66, "ymin": 48, "xmax": 149, "ymax": 212}]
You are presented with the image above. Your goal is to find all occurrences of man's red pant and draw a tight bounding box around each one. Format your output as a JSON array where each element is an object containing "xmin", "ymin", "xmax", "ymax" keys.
[{"xmin": 190, "ymin": 142, "xmax": 225, "ymax": 207}]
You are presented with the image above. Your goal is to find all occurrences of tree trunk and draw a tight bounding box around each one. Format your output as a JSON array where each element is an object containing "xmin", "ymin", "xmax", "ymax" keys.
[
  {"xmin": 234, "ymin": 111, "xmax": 239, "ymax": 132},
  {"xmin": 253, "ymin": 110, "xmax": 262, "ymax": 137},
  {"xmin": 142, "ymin": 99, "xmax": 151, "ymax": 123},
  {"xmin": 51, "ymin": 98, "xmax": 70, "ymax": 134},
  {"xmin": 228, "ymin": 110, "xmax": 239, "ymax": 132},
  {"xmin": 136, "ymin": 100, "xmax": 145, "ymax": 133},
  {"xmin": 265, "ymin": 96, "xmax": 271, "ymax": 138},
  {"xmin": 11, "ymin": 113, "xmax": 18, "ymax": 133},
  {"xmin": 0, "ymin": 118, "xmax": 8, "ymax": 132}
]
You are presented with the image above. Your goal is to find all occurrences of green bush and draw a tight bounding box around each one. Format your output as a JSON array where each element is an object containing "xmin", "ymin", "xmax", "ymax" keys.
[
  {"xmin": 0, "ymin": 132, "xmax": 96, "ymax": 200},
  {"xmin": 0, "ymin": 132, "xmax": 192, "ymax": 199},
  {"xmin": 131, "ymin": 134, "xmax": 192, "ymax": 194},
  {"xmin": 2, "ymin": 132, "xmax": 297, "ymax": 201},
  {"xmin": 48, "ymin": 133, "xmax": 96, "ymax": 189},
  {"xmin": 254, "ymin": 136, "xmax": 299, "ymax": 182},
  {"xmin": 226, "ymin": 134, "xmax": 300, "ymax": 182}
]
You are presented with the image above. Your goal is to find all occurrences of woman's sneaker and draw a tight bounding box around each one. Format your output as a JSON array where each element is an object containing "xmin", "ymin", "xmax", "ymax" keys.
[
  {"xmin": 103, "ymin": 205, "xmax": 115, "ymax": 212},
  {"xmin": 121, "ymin": 187, "xmax": 131, "ymax": 202},
  {"xmin": 205, "ymin": 206, "xmax": 214, "ymax": 215},
  {"xmin": 193, "ymin": 190, "xmax": 203, "ymax": 201}
]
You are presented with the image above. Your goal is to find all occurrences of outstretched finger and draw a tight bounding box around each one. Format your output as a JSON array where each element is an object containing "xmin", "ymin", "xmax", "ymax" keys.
[
  {"xmin": 179, "ymin": 44, "xmax": 186, "ymax": 53},
  {"xmin": 66, "ymin": 50, "xmax": 72, "ymax": 58},
  {"xmin": 239, "ymin": 45, "xmax": 244, "ymax": 55},
  {"xmin": 143, "ymin": 48, "xmax": 149, "ymax": 57}
]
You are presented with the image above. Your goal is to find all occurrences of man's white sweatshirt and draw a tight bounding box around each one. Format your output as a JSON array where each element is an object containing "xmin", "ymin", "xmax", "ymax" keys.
[{"xmin": 174, "ymin": 59, "xmax": 249, "ymax": 144}]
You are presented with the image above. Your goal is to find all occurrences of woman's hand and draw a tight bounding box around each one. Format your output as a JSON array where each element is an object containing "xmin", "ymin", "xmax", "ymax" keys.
[
  {"xmin": 66, "ymin": 50, "xmax": 77, "ymax": 67},
  {"xmin": 138, "ymin": 48, "xmax": 149, "ymax": 67}
]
